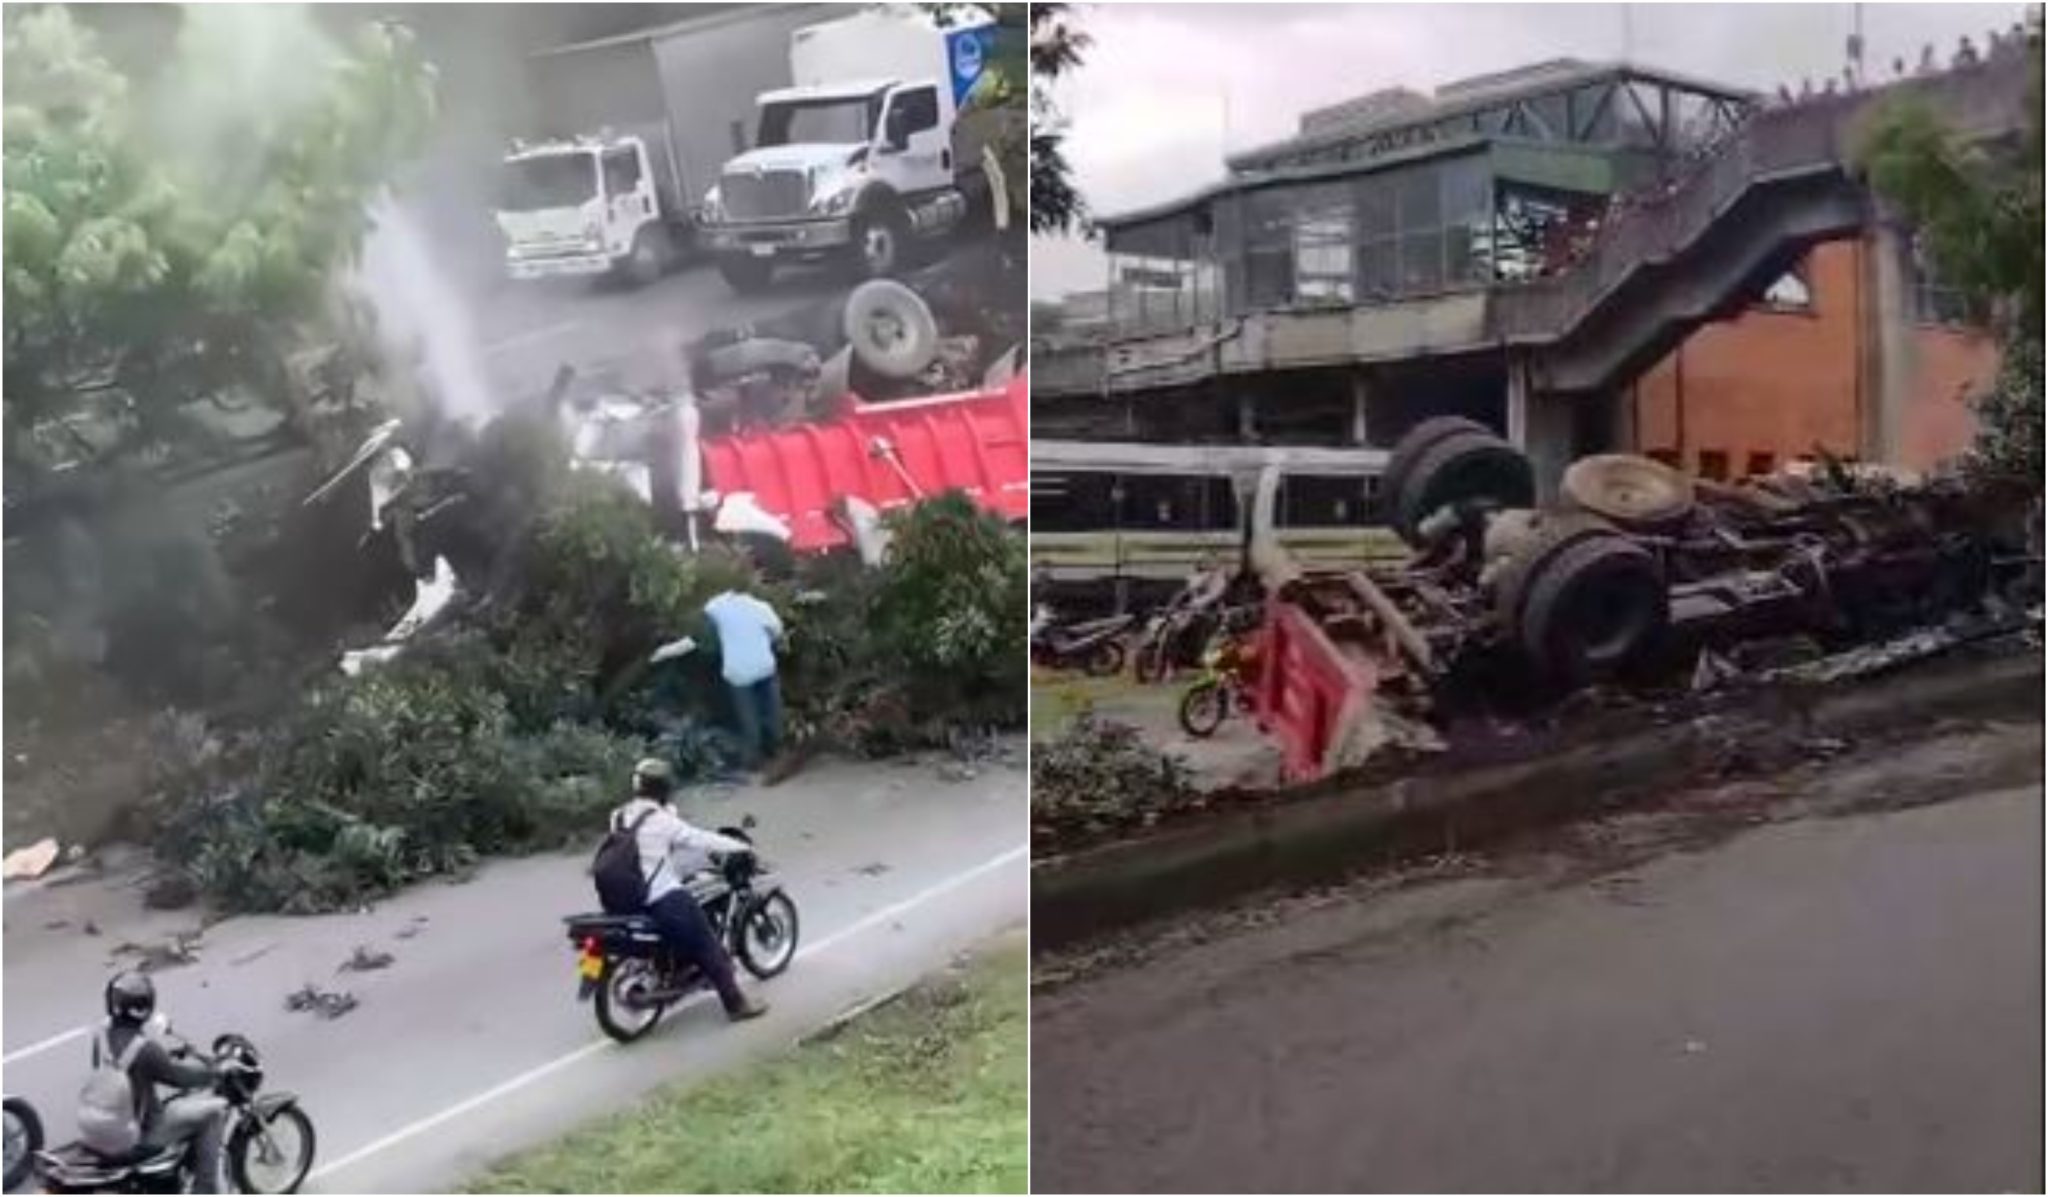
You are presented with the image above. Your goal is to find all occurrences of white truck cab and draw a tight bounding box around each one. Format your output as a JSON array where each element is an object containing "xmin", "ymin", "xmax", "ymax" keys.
[
  {"xmin": 698, "ymin": 9, "xmax": 995, "ymax": 292},
  {"xmin": 495, "ymin": 135, "xmax": 672, "ymax": 284}
]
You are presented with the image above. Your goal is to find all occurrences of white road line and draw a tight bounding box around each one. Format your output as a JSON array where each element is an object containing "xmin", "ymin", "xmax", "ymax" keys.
[
  {"xmin": 481, "ymin": 320, "xmax": 582, "ymax": 357},
  {"xmin": 3, "ymin": 1024, "xmax": 90, "ymax": 1065},
  {"xmin": 306, "ymin": 844, "xmax": 1026, "ymax": 1184}
]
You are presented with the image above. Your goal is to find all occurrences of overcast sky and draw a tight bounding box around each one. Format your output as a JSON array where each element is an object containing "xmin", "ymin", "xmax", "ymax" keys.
[{"xmin": 1031, "ymin": 2, "xmax": 2027, "ymax": 299}]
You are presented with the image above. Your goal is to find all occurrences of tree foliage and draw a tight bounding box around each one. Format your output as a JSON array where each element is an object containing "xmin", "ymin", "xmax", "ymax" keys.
[
  {"xmin": 1856, "ymin": 28, "xmax": 2043, "ymax": 483},
  {"xmin": 916, "ymin": 2, "xmax": 1086, "ymax": 235},
  {"xmin": 1027, "ymin": 3, "xmax": 1087, "ymax": 235},
  {"xmin": 2, "ymin": 6, "xmax": 437, "ymax": 482}
]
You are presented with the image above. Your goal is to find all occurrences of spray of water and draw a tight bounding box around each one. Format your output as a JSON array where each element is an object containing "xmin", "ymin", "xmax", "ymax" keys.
[{"xmin": 356, "ymin": 195, "xmax": 497, "ymax": 427}]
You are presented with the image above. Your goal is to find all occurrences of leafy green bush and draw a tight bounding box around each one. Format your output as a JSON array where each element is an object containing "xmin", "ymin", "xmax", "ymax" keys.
[
  {"xmin": 148, "ymin": 481, "xmax": 1027, "ymax": 911},
  {"xmin": 151, "ymin": 656, "xmax": 649, "ymax": 913},
  {"xmin": 1031, "ymin": 711, "xmax": 1198, "ymax": 854},
  {"xmin": 770, "ymin": 492, "xmax": 1028, "ymax": 753},
  {"xmin": 871, "ymin": 492, "xmax": 1029, "ymax": 727}
]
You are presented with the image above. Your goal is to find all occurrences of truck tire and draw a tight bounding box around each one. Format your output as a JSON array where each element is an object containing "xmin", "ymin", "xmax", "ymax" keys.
[
  {"xmin": 1379, "ymin": 416, "xmax": 1492, "ymax": 522},
  {"xmin": 1560, "ymin": 453, "xmax": 1695, "ymax": 533},
  {"xmin": 718, "ymin": 253, "xmax": 774, "ymax": 294},
  {"xmin": 622, "ymin": 226, "xmax": 668, "ymax": 288},
  {"xmin": 850, "ymin": 202, "xmax": 908, "ymax": 280},
  {"xmin": 1392, "ymin": 429, "xmax": 1535, "ymax": 545},
  {"xmin": 1514, "ymin": 531, "xmax": 1667, "ymax": 684},
  {"xmin": 843, "ymin": 279, "xmax": 939, "ymax": 380},
  {"xmin": 1490, "ymin": 511, "xmax": 1620, "ymax": 632}
]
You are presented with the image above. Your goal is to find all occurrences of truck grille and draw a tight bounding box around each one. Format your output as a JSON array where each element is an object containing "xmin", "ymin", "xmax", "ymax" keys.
[{"xmin": 720, "ymin": 168, "xmax": 809, "ymax": 220}]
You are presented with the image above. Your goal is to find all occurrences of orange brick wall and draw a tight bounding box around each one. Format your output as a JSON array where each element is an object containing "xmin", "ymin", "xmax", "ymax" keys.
[{"xmin": 1629, "ymin": 239, "xmax": 2000, "ymax": 476}]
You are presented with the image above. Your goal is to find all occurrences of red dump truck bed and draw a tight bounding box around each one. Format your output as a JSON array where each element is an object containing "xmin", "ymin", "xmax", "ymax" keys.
[
  {"xmin": 699, "ymin": 373, "xmax": 1030, "ymax": 551},
  {"xmin": 1251, "ymin": 596, "xmax": 1382, "ymax": 783}
]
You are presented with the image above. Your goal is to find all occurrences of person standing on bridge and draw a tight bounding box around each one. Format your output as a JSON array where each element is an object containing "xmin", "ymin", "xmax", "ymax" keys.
[{"xmin": 704, "ymin": 586, "xmax": 787, "ymax": 771}]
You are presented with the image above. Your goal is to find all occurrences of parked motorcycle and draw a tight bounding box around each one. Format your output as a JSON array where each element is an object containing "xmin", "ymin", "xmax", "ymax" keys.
[
  {"xmin": 1178, "ymin": 633, "xmax": 1260, "ymax": 739},
  {"xmin": 564, "ymin": 829, "xmax": 799, "ymax": 1044},
  {"xmin": 5, "ymin": 1095, "xmax": 42, "ymax": 1191},
  {"xmin": 1030, "ymin": 610, "xmax": 1135, "ymax": 677},
  {"xmin": 34, "ymin": 1032, "xmax": 314, "ymax": 1194}
]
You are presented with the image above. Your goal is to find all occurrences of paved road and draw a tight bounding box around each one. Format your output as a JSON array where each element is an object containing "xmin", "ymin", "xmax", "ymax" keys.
[
  {"xmin": 472, "ymin": 258, "xmax": 846, "ymax": 404},
  {"xmin": 5, "ymin": 754, "xmax": 1025, "ymax": 1193},
  {"xmin": 1032, "ymin": 725, "xmax": 2044, "ymax": 1193}
]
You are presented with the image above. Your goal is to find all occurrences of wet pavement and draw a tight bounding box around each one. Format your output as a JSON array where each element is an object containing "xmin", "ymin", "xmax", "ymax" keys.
[
  {"xmin": 1031, "ymin": 720, "xmax": 2043, "ymax": 1193},
  {"xmin": 5, "ymin": 752, "xmax": 1025, "ymax": 1194}
]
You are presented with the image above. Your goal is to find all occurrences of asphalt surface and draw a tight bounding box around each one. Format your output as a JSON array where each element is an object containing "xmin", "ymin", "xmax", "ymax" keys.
[
  {"xmin": 1031, "ymin": 721, "xmax": 2044, "ymax": 1193},
  {"xmin": 473, "ymin": 257, "xmax": 847, "ymax": 404},
  {"xmin": 4, "ymin": 754, "xmax": 1025, "ymax": 1193}
]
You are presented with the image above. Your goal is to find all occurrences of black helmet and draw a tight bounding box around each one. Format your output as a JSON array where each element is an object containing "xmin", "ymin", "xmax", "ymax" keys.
[
  {"xmin": 105, "ymin": 972, "xmax": 156, "ymax": 1025},
  {"xmin": 632, "ymin": 757, "xmax": 675, "ymax": 801}
]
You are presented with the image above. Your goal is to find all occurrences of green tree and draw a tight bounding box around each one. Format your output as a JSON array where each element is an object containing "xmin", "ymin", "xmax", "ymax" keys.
[
  {"xmin": 915, "ymin": 2, "xmax": 1086, "ymax": 234},
  {"xmin": 1856, "ymin": 22, "xmax": 2043, "ymax": 483},
  {"xmin": 1027, "ymin": 2, "xmax": 1087, "ymax": 235},
  {"xmin": 2, "ymin": 6, "xmax": 436, "ymax": 484}
]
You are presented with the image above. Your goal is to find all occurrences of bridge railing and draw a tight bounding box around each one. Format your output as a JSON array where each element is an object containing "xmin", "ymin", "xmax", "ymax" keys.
[{"xmin": 1492, "ymin": 59, "xmax": 2030, "ymax": 341}]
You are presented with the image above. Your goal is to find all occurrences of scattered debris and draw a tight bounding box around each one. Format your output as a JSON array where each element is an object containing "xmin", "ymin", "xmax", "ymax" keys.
[
  {"xmin": 339, "ymin": 555, "xmax": 462, "ymax": 677},
  {"xmin": 83, "ymin": 919, "xmax": 101, "ymax": 937},
  {"xmin": 1236, "ymin": 425, "xmax": 2040, "ymax": 784},
  {"xmin": 112, "ymin": 931, "xmax": 203, "ymax": 973},
  {"xmin": 1765, "ymin": 627, "xmax": 1962, "ymax": 686},
  {"xmin": 938, "ymin": 760, "xmax": 979, "ymax": 783},
  {"xmin": 393, "ymin": 916, "xmax": 430, "ymax": 940},
  {"xmin": 285, "ymin": 984, "xmax": 360, "ymax": 1020},
  {"xmin": 42, "ymin": 919, "xmax": 70, "ymax": 931},
  {"xmin": 3, "ymin": 838, "xmax": 61, "ymax": 881},
  {"xmin": 229, "ymin": 943, "xmax": 279, "ymax": 968},
  {"xmin": 854, "ymin": 862, "xmax": 892, "ymax": 877},
  {"xmin": 338, "ymin": 944, "xmax": 395, "ymax": 973},
  {"xmin": 1690, "ymin": 648, "xmax": 1741, "ymax": 692}
]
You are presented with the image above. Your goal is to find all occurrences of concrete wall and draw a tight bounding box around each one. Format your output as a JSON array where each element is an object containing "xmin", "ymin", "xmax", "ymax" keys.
[{"xmin": 1628, "ymin": 239, "xmax": 1998, "ymax": 476}]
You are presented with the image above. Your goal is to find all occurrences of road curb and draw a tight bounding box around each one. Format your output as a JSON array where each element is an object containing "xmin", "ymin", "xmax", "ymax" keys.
[{"xmin": 1032, "ymin": 647, "xmax": 2043, "ymax": 951}]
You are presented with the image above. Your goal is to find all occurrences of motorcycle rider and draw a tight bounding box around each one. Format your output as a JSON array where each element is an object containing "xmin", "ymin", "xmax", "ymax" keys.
[
  {"xmin": 613, "ymin": 758, "xmax": 769, "ymax": 1021},
  {"xmin": 92, "ymin": 973, "xmax": 228, "ymax": 1193}
]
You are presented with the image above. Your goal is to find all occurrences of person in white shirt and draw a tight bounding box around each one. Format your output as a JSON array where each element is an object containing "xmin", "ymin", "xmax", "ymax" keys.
[
  {"xmin": 702, "ymin": 588, "xmax": 786, "ymax": 768},
  {"xmin": 610, "ymin": 758, "xmax": 767, "ymax": 1021}
]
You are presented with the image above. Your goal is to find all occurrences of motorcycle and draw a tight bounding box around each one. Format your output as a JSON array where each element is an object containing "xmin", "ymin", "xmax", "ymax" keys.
[
  {"xmin": 1178, "ymin": 632, "xmax": 1260, "ymax": 739},
  {"xmin": 35, "ymin": 1032, "xmax": 314, "ymax": 1194},
  {"xmin": 564, "ymin": 829, "xmax": 800, "ymax": 1044},
  {"xmin": 1029, "ymin": 610, "xmax": 1135, "ymax": 677},
  {"xmin": 5, "ymin": 1095, "xmax": 42, "ymax": 1191}
]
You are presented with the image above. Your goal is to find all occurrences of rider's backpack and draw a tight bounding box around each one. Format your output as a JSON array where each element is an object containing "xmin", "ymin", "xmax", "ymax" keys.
[
  {"xmin": 77, "ymin": 1026, "xmax": 148, "ymax": 1156},
  {"xmin": 592, "ymin": 808, "xmax": 659, "ymax": 915}
]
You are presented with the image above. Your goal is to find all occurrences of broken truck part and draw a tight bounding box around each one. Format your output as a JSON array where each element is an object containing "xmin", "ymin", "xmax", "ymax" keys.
[{"xmin": 1246, "ymin": 421, "xmax": 2041, "ymax": 782}]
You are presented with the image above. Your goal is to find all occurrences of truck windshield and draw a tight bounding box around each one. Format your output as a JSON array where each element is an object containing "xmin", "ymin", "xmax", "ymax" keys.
[
  {"xmin": 757, "ymin": 95, "xmax": 883, "ymax": 147},
  {"xmin": 501, "ymin": 153, "xmax": 597, "ymax": 211}
]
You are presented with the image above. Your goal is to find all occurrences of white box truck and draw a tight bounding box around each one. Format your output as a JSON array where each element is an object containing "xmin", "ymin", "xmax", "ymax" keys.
[
  {"xmin": 493, "ymin": 4, "xmax": 829, "ymax": 286},
  {"xmin": 697, "ymin": 8, "xmax": 1002, "ymax": 293}
]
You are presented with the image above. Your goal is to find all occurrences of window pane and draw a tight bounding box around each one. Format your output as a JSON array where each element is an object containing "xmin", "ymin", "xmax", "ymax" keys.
[
  {"xmin": 1396, "ymin": 165, "xmax": 1440, "ymax": 229},
  {"xmin": 1355, "ymin": 176, "xmax": 1395, "ymax": 237},
  {"xmin": 1245, "ymin": 248, "xmax": 1293, "ymax": 307},
  {"xmin": 1357, "ymin": 238, "xmax": 1398, "ymax": 300},
  {"xmin": 1447, "ymin": 225, "xmax": 1484, "ymax": 285},
  {"xmin": 1761, "ymin": 270, "xmax": 1812, "ymax": 308},
  {"xmin": 1399, "ymin": 230, "xmax": 1443, "ymax": 292},
  {"xmin": 1439, "ymin": 156, "xmax": 1490, "ymax": 227},
  {"xmin": 1293, "ymin": 184, "xmax": 1354, "ymax": 303}
]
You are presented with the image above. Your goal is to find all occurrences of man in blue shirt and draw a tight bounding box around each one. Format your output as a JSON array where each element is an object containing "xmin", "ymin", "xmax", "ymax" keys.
[{"xmin": 703, "ymin": 588, "xmax": 786, "ymax": 768}]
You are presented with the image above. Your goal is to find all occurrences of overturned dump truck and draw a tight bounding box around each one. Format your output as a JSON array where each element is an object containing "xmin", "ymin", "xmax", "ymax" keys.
[
  {"xmin": 312, "ymin": 279, "xmax": 1026, "ymax": 673},
  {"xmin": 1251, "ymin": 418, "xmax": 2042, "ymax": 782}
]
